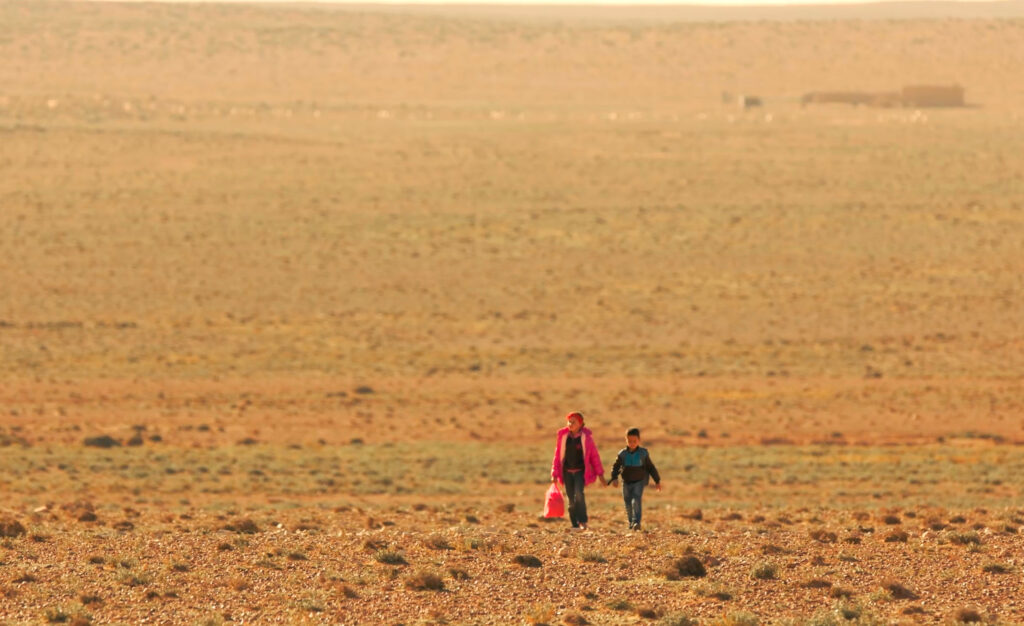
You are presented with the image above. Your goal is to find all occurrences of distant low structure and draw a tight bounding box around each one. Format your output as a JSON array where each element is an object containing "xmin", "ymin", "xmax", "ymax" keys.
[
  {"xmin": 737, "ymin": 95, "xmax": 762, "ymax": 110},
  {"xmin": 801, "ymin": 85, "xmax": 965, "ymax": 108},
  {"xmin": 900, "ymin": 84, "xmax": 965, "ymax": 107},
  {"xmin": 722, "ymin": 91, "xmax": 763, "ymax": 109},
  {"xmin": 801, "ymin": 91, "xmax": 875, "ymax": 106}
]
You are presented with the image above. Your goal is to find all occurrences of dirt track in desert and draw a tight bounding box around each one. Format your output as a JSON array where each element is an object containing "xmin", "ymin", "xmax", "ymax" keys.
[{"xmin": 2, "ymin": 1, "xmax": 1024, "ymax": 624}]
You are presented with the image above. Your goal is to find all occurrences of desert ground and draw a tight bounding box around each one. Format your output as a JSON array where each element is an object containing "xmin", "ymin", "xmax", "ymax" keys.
[{"xmin": 2, "ymin": 1, "xmax": 1024, "ymax": 624}]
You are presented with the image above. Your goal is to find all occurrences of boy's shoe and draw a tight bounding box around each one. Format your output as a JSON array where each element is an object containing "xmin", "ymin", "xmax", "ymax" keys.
[{"xmin": 631, "ymin": 523, "xmax": 642, "ymax": 531}]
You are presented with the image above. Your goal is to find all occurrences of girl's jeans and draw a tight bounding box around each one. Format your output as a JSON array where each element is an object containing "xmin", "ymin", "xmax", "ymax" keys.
[
  {"xmin": 562, "ymin": 470, "xmax": 587, "ymax": 527},
  {"xmin": 623, "ymin": 480, "xmax": 645, "ymax": 527}
]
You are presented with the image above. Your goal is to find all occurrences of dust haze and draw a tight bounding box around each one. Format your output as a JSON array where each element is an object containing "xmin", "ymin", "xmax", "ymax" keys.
[{"xmin": 2, "ymin": 1, "xmax": 1024, "ymax": 623}]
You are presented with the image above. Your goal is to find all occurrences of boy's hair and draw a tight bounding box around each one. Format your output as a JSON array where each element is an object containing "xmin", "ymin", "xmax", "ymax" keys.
[{"xmin": 626, "ymin": 428, "xmax": 641, "ymax": 438}]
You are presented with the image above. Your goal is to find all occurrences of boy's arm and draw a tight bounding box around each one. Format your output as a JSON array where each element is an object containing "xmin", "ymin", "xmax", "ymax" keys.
[
  {"xmin": 645, "ymin": 452, "xmax": 661, "ymax": 485},
  {"xmin": 609, "ymin": 452, "xmax": 623, "ymax": 482}
]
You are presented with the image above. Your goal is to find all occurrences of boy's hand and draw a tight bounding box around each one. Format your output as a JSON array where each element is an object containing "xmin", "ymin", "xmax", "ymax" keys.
[
  {"xmin": 655, "ymin": 483, "xmax": 662, "ymax": 492},
  {"xmin": 610, "ymin": 479, "xmax": 619, "ymax": 487}
]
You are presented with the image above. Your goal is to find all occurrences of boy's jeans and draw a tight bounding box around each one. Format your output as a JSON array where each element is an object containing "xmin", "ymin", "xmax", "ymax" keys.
[
  {"xmin": 562, "ymin": 470, "xmax": 587, "ymax": 527},
  {"xmin": 623, "ymin": 480, "xmax": 645, "ymax": 527}
]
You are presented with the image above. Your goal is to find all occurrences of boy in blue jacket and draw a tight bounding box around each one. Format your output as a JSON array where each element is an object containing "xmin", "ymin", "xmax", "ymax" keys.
[{"xmin": 608, "ymin": 428, "xmax": 662, "ymax": 530}]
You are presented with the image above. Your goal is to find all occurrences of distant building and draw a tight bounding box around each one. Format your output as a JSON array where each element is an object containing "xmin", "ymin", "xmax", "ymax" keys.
[
  {"xmin": 900, "ymin": 85, "xmax": 965, "ymax": 108},
  {"xmin": 801, "ymin": 85, "xmax": 966, "ymax": 108}
]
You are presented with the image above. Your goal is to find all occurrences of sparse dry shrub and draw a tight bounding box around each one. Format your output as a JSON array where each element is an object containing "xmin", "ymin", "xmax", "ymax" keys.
[
  {"xmin": 83, "ymin": 435, "xmax": 120, "ymax": 448},
  {"xmin": 949, "ymin": 515, "xmax": 967, "ymax": 524},
  {"xmin": 579, "ymin": 551, "xmax": 607, "ymax": 564},
  {"xmin": 829, "ymin": 587, "xmax": 853, "ymax": 599},
  {"xmin": 362, "ymin": 539, "xmax": 386, "ymax": 552},
  {"xmin": 13, "ymin": 570, "xmax": 38, "ymax": 583},
  {"xmin": 949, "ymin": 531, "xmax": 981, "ymax": 546},
  {"xmin": 674, "ymin": 555, "xmax": 707, "ymax": 579},
  {"xmin": 526, "ymin": 603, "xmax": 555, "ymax": 625},
  {"xmin": 809, "ymin": 529, "xmax": 837, "ymax": 543},
  {"xmin": 880, "ymin": 515, "xmax": 901, "ymax": 525},
  {"xmin": 681, "ymin": 509, "xmax": 703, "ymax": 520},
  {"xmin": 448, "ymin": 567, "xmax": 470, "ymax": 580},
  {"xmin": 801, "ymin": 579, "xmax": 832, "ymax": 589},
  {"xmin": 375, "ymin": 550, "xmax": 406, "ymax": 565},
  {"xmin": 901, "ymin": 605, "xmax": 925, "ymax": 615},
  {"xmin": 708, "ymin": 611, "xmax": 759, "ymax": 626},
  {"xmin": 423, "ymin": 533, "xmax": 452, "ymax": 550},
  {"xmin": 637, "ymin": 605, "xmax": 664, "ymax": 619},
  {"xmin": 749, "ymin": 562, "xmax": 777, "ymax": 580},
  {"xmin": 496, "ymin": 503, "xmax": 515, "ymax": 513},
  {"xmin": 926, "ymin": 517, "xmax": 948, "ymax": 531},
  {"xmin": 405, "ymin": 570, "xmax": 444, "ymax": 591},
  {"xmin": 514, "ymin": 554, "xmax": 543, "ymax": 568},
  {"xmin": 562, "ymin": 612, "xmax": 588, "ymax": 625},
  {"xmin": 339, "ymin": 584, "xmax": 359, "ymax": 599},
  {"xmin": 658, "ymin": 613, "xmax": 697, "ymax": 626},
  {"xmin": 881, "ymin": 580, "xmax": 918, "ymax": 600},
  {"xmin": 833, "ymin": 601, "xmax": 862, "ymax": 620},
  {"xmin": 606, "ymin": 598, "xmax": 633, "ymax": 611},
  {"xmin": 981, "ymin": 562, "xmax": 1011, "ymax": 574},
  {"xmin": 884, "ymin": 530, "xmax": 909, "ymax": 543},
  {"xmin": 223, "ymin": 518, "xmax": 258, "ymax": 534},
  {"xmin": 0, "ymin": 517, "xmax": 26, "ymax": 538},
  {"xmin": 87, "ymin": 555, "xmax": 104, "ymax": 565},
  {"xmin": 44, "ymin": 606, "xmax": 73, "ymax": 623},
  {"xmin": 761, "ymin": 544, "xmax": 789, "ymax": 555},
  {"xmin": 294, "ymin": 592, "xmax": 326, "ymax": 612},
  {"xmin": 229, "ymin": 576, "xmax": 250, "ymax": 591},
  {"xmin": 79, "ymin": 594, "xmax": 102, "ymax": 606},
  {"xmin": 952, "ymin": 607, "xmax": 983, "ymax": 623},
  {"xmin": 693, "ymin": 581, "xmax": 732, "ymax": 601},
  {"xmin": 117, "ymin": 570, "xmax": 153, "ymax": 587}
]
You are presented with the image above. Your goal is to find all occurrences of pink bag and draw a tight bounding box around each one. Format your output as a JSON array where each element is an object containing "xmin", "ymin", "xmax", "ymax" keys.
[{"xmin": 544, "ymin": 483, "xmax": 565, "ymax": 518}]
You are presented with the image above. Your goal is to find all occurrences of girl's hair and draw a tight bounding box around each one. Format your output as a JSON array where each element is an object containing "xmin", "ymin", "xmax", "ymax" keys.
[{"xmin": 566, "ymin": 411, "xmax": 585, "ymax": 423}]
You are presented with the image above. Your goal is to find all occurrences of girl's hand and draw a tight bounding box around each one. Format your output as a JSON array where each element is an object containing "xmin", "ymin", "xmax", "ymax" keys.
[{"xmin": 655, "ymin": 483, "xmax": 663, "ymax": 492}]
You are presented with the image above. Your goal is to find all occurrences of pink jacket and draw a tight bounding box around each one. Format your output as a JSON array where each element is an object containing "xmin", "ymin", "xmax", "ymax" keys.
[{"xmin": 551, "ymin": 426, "xmax": 604, "ymax": 486}]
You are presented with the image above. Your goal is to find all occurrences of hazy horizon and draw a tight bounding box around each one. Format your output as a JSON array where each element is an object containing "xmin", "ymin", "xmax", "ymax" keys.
[{"xmin": 76, "ymin": 0, "xmax": 1016, "ymax": 5}]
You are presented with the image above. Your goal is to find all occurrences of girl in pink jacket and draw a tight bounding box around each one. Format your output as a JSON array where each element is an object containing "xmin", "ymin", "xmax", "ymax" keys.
[{"xmin": 551, "ymin": 411, "xmax": 606, "ymax": 530}]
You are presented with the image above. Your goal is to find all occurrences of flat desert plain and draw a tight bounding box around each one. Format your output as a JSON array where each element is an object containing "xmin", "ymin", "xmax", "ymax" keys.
[{"xmin": 2, "ymin": 1, "xmax": 1024, "ymax": 624}]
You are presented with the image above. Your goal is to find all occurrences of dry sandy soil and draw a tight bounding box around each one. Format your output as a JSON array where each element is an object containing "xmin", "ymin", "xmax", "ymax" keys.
[{"xmin": 2, "ymin": 1, "xmax": 1024, "ymax": 623}]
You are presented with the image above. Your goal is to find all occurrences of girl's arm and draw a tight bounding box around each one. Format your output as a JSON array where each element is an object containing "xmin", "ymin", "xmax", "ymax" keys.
[
  {"xmin": 586, "ymin": 436, "xmax": 605, "ymax": 479},
  {"xmin": 550, "ymin": 434, "xmax": 562, "ymax": 483}
]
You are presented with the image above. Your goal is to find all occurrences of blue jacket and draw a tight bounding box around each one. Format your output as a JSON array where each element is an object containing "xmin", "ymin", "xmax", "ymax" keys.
[{"xmin": 610, "ymin": 446, "xmax": 661, "ymax": 485}]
